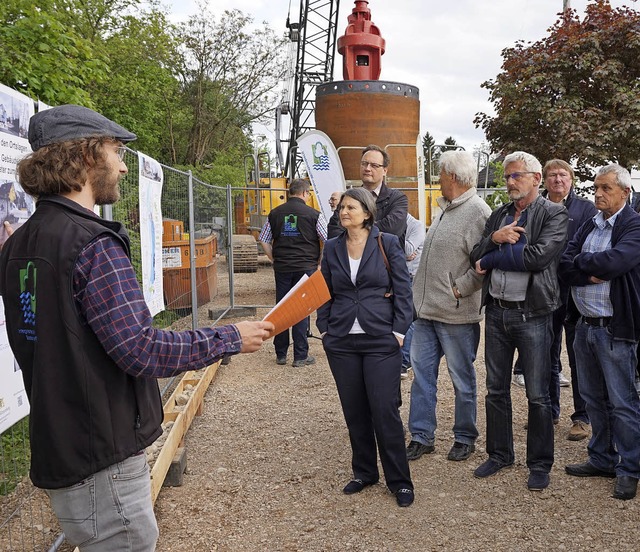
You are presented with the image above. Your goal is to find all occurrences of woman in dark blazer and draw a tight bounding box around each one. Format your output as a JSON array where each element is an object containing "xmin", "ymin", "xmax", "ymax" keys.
[{"xmin": 317, "ymin": 187, "xmax": 414, "ymax": 507}]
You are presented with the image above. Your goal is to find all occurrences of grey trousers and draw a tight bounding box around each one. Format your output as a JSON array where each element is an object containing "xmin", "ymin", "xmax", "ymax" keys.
[{"xmin": 46, "ymin": 452, "xmax": 158, "ymax": 551}]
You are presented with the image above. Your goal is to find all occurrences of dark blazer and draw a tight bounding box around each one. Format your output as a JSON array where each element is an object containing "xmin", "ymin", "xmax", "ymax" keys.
[
  {"xmin": 317, "ymin": 226, "xmax": 413, "ymax": 337},
  {"xmin": 327, "ymin": 183, "xmax": 408, "ymax": 244}
]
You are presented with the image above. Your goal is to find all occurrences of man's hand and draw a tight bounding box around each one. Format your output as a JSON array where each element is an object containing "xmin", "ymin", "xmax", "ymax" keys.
[
  {"xmin": 491, "ymin": 221, "xmax": 525, "ymax": 245},
  {"xmin": 589, "ymin": 276, "xmax": 606, "ymax": 284},
  {"xmin": 475, "ymin": 259, "xmax": 487, "ymax": 275},
  {"xmin": 395, "ymin": 334, "xmax": 404, "ymax": 347},
  {"xmin": 236, "ymin": 321, "xmax": 275, "ymax": 353}
]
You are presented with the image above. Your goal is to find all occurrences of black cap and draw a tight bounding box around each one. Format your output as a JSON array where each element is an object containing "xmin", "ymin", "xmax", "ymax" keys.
[{"xmin": 28, "ymin": 104, "xmax": 137, "ymax": 151}]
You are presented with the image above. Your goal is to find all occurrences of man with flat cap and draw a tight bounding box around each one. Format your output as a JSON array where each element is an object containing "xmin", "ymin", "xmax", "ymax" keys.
[{"xmin": 0, "ymin": 105, "xmax": 274, "ymax": 551}]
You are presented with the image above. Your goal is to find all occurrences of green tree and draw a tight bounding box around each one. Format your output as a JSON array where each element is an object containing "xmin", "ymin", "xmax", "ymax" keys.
[
  {"xmin": 422, "ymin": 131, "xmax": 436, "ymax": 184},
  {"xmin": 475, "ymin": 0, "xmax": 640, "ymax": 179},
  {"xmin": 0, "ymin": 0, "xmax": 108, "ymax": 105},
  {"xmin": 176, "ymin": 8, "xmax": 287, "ymax": 166}
]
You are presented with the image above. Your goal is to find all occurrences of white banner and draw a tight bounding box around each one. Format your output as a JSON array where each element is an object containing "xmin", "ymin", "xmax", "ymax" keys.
[
  {"xmin": 138, "ymin": 152, "xmax": 165, "ymax": 317},
  {"xmin": 297, "ymin": 130, "xmax": 346, "ymax": 223},
  {"xmin": 0, "ymin": 84, "xmax": 35, "ymax": 432}
]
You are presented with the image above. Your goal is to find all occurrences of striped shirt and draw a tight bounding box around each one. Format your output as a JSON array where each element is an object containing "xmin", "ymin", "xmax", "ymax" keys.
[
  {"xmin": 258, "ymin": 213, "xmax": 328, "ymax": 244},
  {"xmin": 73, "ymin": 235, "xmax": 242, "ymax": 378}
]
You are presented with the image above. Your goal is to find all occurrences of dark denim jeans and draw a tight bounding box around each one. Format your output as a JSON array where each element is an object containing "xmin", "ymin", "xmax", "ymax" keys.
[
  {"xmin": 484, "ymin": 303, "xmax": 554, "ymax": 473},
  {"xmin": 273, "ymin": 269, "xmax": 315, "ymax": 361},
  {"xmin": 574, "ymin": 321, "xmax": 640, "ymax": 477}
]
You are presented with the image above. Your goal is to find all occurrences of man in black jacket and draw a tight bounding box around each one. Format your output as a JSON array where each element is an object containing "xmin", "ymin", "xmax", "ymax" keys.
[
  {"xmin": 327, "ymin": 145, "xmax": 408, "ymax": 244},
  {"xmin": 470, "ymin": 151, "xmax": 568, "ymax": 492},
  {"xmin": 0, "ymin": 105, "xmax": 273, "ymax": 551},
  {"xmin": 259, "ymin": 179, "xmax": 327, "ymax": 367}
]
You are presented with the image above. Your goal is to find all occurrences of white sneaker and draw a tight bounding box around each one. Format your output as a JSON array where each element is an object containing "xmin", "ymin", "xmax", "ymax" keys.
[
  {"xmin": 558, "ymin": 372, "xmax": 570, "ymax": 387},
  {"xmin": 513, "ymin": 373, "xmax": 525, "ymax": 388}
]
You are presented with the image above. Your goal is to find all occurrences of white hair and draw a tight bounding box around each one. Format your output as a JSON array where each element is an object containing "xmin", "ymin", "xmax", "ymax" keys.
[
  {"xmin": 438, "ymin": 151, "xmax": 477, "ymax": 188},
  {"xmin": 596, "ymin": 164, "xmax": 632, "ymax": 189},
  {"xmin": 503, "ymin": 151, "xmax": 542, "ymax": 174}
]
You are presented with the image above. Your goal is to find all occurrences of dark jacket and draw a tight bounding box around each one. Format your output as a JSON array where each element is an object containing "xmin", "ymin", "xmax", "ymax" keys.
[
  {"xmin": 268, "ymin": 197, "xmax": 322, "ymax": 272},
  {"xmin": 317, "ymin": 225, "xmax": 413, "ymax": 337},
  {"xmin": 0, "ymin": 196, "xmax": 163, "ymax": 489},
  {"xmin": 542, "ymin": 187, "xmax": 598, "ymax": 303},
  {"xmin": 327, "ymin": 183, "xmax": 408, "ymax": 244},
  {"xmin": 470, "ymin": 195, "xmax": 569, "ymax": 317},
  {"xmin": 559, "ymin": 204, "xmax": 640, "ymax": 341}
]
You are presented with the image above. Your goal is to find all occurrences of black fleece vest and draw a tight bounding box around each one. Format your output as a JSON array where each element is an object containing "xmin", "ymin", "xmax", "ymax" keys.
[
  {"xmin": 0, "ymin": 196, "xmax": 162, "ymax": 489},
  {"xmin": 268, "ymin": 197, "xmax": 321, "ymax": 272}
]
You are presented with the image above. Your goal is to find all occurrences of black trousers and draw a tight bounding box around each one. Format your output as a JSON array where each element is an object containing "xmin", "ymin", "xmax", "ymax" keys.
[{"xmin": 323, "ymin": 333, "xmax": 413, "ymax": 492}]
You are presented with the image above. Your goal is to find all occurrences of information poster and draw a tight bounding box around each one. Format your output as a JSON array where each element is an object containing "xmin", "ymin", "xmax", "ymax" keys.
[
  {"xmin": 0, "ymin": 85, "xmax": 34, "ymax": 432},
  {"xmin": 138, "ymin": 151, "xmax": 165, "ymax": 316}
]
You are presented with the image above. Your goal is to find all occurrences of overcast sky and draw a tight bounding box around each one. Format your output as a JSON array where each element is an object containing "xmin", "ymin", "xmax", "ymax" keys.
[{"xmin": 166, "ymin": 0, "xmax": 637, "ymax": 154}]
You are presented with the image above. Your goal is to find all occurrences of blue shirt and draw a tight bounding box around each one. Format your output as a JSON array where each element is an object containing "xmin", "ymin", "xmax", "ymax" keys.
[{"xmin": 571, "ymin": 209, "xmax": 622, "ymax": 317}]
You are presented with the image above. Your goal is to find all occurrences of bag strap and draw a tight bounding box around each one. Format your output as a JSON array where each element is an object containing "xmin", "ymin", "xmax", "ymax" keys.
[{"xmin": 376, "ymin": 233, "xmax": 393, "ymax": 298}]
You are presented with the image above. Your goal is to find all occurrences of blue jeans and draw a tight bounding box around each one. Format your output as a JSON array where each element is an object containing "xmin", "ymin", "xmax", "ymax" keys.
[
  {"xmin": 401, "ymin": 322, "xmax": 415, "ymax": 368},
  {"xmin": 574, "ymin": 321, "xmax": 640, "ymax": 477},
  {"xmin": 408, "ymin": 319, "xmax": 480, "ymax": 446},
  {"xmin": 46, "ymin": 453, "xmax": 158, "ymax": 551},
  {"xmin": 484, "ymin": 304, "xmax": 554, "ymax": 473},
  {"xmin": 273, "ymin": 269, "xmax": 315, "ymax": 361}
]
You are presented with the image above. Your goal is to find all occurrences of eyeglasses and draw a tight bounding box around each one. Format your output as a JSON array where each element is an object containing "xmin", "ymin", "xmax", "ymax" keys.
[
  {"xmin": 360, "ymin": 161, "xmax": 384, "ymax": 170},
  {"xmin": 546, "ymin": 172, "xmax": 571, "ymax": 180},
  {"xmin": 505, "ymin": 171, "xmax": 536, "ymax": 181},
  {"xmin": 116, "ymin": 146, "xmax": 127, "ymax": 162}
]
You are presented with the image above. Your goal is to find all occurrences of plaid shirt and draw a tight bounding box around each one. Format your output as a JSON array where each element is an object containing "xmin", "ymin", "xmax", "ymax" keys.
[
  {"xmin": 572, "ymin": 210, "xmax": 617, "ymax": 317},
  {"xmin": 73, "ymin": 235, "xmax": 241, "ymax": 378}
]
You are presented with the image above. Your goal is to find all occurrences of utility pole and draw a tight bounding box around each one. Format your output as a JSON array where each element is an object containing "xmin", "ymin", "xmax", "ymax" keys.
[{"xmin": 563, "ymin": 0, "xmax": 571, "ymax": 24}]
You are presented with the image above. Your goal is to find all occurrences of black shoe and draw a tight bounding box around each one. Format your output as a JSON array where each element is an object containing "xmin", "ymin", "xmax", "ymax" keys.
[
  {"xmin": 528, "ymin": 471, "xmax": 550, "ymax": 491},
  {"xmin": 343, "ymin": 478, "xmax": 377, "ymax": 495},
  {"xmin": 565, "ymin": 461, "xmax": 616, "ymax": 478},
  {"xmin": 395, "ymin": 488, "xmax": 414, "ymax": 507},
  {"xmin": 406, "ymin": 440, "xmax": 434, "ymax": 461},
  {"xmin": 292, "ymin": 355, "xmax": 316, "ymax": 367},
  {"xmin": 474, "ymin": 458, "xmax": 513, "ymax": 478},
  {"xmin": 447, "ymin": 442, "xmax": 475, "ymax": 461},
  {"xmin": 613, "ymin": 476, "xmax": 638, "ymax": 500},
  {"xmin": 276, "ymin": 357, "xmax": 287, "ymax": 366},
  {"xmin": 221, "ymin": 354, "xmax": 232, "ymax": 365}
]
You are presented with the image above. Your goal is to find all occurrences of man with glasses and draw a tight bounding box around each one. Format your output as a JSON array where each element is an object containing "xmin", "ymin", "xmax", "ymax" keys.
[
  {"xmin": 259, "ymin": 178, "xmax": 327, "ymax": 367},
  {"xmin": 541, "ymin": 160, "xmax": 597, "ymax": 441},
  {"xmin": 470, "ymin": 151, "xmax": 568, "ymax": 491},
  {"xmin": 560, "ymin": 164, "xmax": 640, "ymax": 500},
  {"xmin": 328, "ymin": 144, "xmax": 408, "ymax": 244}
]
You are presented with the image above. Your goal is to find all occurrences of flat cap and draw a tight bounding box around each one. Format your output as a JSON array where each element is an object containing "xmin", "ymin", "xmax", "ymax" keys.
[{"xmin": 28, "ymin": 104, "xmax": 137, "ymax": 151}]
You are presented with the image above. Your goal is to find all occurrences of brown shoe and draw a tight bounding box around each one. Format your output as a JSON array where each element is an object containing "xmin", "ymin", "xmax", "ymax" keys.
[{"xmin": 567, "ymin": 420, "xmax": 590, "ymax": 441}]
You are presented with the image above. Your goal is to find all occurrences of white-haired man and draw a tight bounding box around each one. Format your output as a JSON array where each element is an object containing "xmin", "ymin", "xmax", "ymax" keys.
[
  {"xmin": 560, "ymin": 164, "xmax": 640, "ymax": 501},
  {"xmin": 407, "ymin": 151, "xmax": 490, "ymax": 462},
  {"xmin": 470, "ymin": 151, "xmax": 568, "ymax": 491}
]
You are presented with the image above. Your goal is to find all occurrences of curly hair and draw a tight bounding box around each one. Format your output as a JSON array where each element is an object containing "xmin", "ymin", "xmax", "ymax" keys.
[{"xmin": 17, "ymin": 136, "xmax": 116, "ymax": 197}]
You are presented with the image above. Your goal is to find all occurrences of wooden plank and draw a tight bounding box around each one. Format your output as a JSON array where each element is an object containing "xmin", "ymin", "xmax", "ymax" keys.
[{"xmin": 150, "ymin": 361, "xmax": 220, "ymax": 503}]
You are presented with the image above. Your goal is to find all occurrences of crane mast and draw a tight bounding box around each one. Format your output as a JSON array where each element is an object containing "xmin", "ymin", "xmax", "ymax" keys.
[{"xmin": 278, "ymin": 0, "xmax": 341, "ymax": 178}]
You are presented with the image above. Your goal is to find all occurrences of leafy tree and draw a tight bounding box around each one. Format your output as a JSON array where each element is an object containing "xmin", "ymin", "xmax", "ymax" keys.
[
  {"xmin": 90, "ymin": 8, "xmax": 182, "ymax": 162},
  {"xmin": 422, "ymin": 131, "xmax": 436, "ymax": 183},
  {"xmin": 475, "ymin": 0, "xmax": 640, "ymax": 179},
  {"xmin": 176, "ymin": 8, "xmax": 287, "ymax": 166},
  {"xmin": 0, "ymin": 0, "xmax": 108, "ymax": 105}
]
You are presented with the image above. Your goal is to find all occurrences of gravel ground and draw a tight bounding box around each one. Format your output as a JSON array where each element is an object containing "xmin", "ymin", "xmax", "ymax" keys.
[
  {"xmin": 155, "ymin": 261, "xmax": 640, "ymax": 552},
  {"xmin": 4, "ymin": 258, "xmax": 638, "ymax": 552}
]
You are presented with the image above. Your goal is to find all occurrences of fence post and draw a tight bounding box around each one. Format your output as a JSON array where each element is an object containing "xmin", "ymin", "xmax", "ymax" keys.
[
  {"xmin": 226, "ymin": 184, "xmax": 236, "ymax": 309},
  {"xmin": 187, "ymin": 170, "xmax": 198, "ymax": 330}
]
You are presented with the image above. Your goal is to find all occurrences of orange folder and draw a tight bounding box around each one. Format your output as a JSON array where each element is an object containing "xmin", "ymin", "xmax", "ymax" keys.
[{"xmin": 263, "ymin": 270, "xmax": 331, "ymax": 337}]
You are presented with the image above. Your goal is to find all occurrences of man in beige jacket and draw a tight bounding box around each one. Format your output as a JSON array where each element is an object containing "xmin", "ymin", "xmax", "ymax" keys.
[{"xmin": 406, "ymin": 151, "xmax": 491, "ymax": 462}]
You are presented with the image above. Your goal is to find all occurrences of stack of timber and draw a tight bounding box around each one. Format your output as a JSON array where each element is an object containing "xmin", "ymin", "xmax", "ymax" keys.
[{"xmin": 231, "ymin": 234, "xmax": 258, "ymax": 273}]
